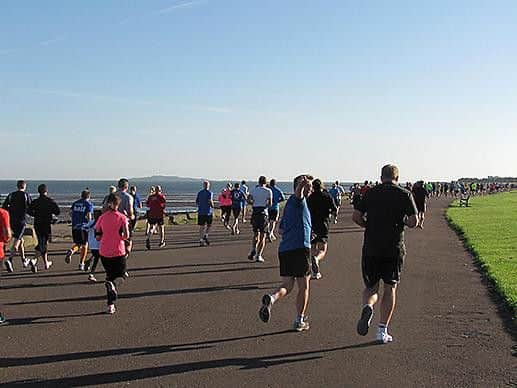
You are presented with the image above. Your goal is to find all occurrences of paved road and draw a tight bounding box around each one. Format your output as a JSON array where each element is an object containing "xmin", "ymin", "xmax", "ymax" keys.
[{"xmin": 1, "ymin": 199, "xmax": 515, "ymax": 387}]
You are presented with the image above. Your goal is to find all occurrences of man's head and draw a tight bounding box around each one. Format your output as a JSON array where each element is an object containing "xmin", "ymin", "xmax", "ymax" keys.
[
  {"xmin": 118, "ymin": 178, "xmax": 129, "ymax": 191},
  {"xmin": 234, "ymin": 182, "xmax": 240, "ymax": 189},
  {"xmin": 106, "ymin": 193, "xmax": 121, "ymax": 210},
  {"xmin": 38, "ymin": 184, "xmax": 48, "ymax": 196},
  {"xmin": 335, "ymin": 180, "xmax": 339, "ymax": 186},
  {"xmin": 293, "ymin": 174, "xmax": 314, "ymax": 195},
  {"xmin": 81, "ymin": 190, "xmax": 91, "ymax": 200},
  {"xmin": 241, "ymin": 180, "xmax": 246, "ymax": 185},
  {"xmin": 381, "ymin": 164, "xmax": 399, "ymax": 184},
  {"xmin": 203, "ymin": 181, "xmax": 210, "ymax": 190},
  {"xmin": 108, "ymin": 185, "xmax": 117, "ymax": 194},
  {"xmin": 129, "ymin": 186, "xmax": 137, "ymax": 195},
  {"xmin": 17, "ymin": 180, "xmax": 26, "ymax": 191},
  {"xmin": 312, "ymin": 179, "xmax": 323, "ymax": 192},
  {"xmin": 258, "ymin": 176, "xmax": 267, "ymax": 186},
  {"xmin": 269, "ymin": 179, "xmax": 276, "ymax": 187},
  {"xmin": 155, "ymin": 185, "xmax": 162, "ymax": 193}
]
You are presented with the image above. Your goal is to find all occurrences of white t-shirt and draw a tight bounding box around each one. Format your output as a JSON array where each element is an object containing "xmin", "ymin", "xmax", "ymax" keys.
[{"xmin": 250, "ymin": 186, "xmax": 273, "ymax": 208}]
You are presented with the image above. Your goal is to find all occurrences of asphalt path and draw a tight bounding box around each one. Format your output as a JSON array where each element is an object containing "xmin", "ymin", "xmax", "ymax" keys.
[{"xmin": 1, "ymin": 198, "xmax": 515, "ymax": 387}]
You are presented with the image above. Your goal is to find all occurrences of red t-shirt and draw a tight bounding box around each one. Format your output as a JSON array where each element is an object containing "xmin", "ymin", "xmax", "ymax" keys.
[
  {"xmin": 360, "ymin": 185, "xmax": 370, "ymax": 196},
  {"xmin": 147, "ymin": 193, "xmax": 166, "ymax": 219},
  {"xmin": 0, "ymin": 208, "xmax": 10, "ymax": 259}
]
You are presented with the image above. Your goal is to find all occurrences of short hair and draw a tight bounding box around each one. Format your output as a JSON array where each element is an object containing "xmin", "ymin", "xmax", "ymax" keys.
[
  {"xmin": 203, "ymin": 181, "xmax": 210, "ymax": 188},
  {"xmin": 17, "ymin": 180, "xmax": 26, "ymax": 189},
  {"xmin": 81, "ymin": 190, "xmax": 91, "ymax": 199},
  {"xmin": 258, "ymin": 176, "xmax": 267, "ymax": 185},
  {"xmin": 313, "ymin": 179, "xmax": 322, "ymax": 191},
  {"xmin": 241, "ymin": 180, "xmax": 246, "ymax": 185},
  {"xmin": 155, "ymin": 185, "xmax": 162, "ymax": 193},
  {"xmin": 335, "ymin": 180, "xmax": 339, "ymax": 185},
  {"xmin": 38, "ymin": 184, "xmax": 47, "ymax": 195},
  {"xmin": 106, "ymin": 193, "xmax": 120, "ymax": 206},
  {"xmin": 130, "ymin": 186, "xmax": 137, "ymax": 192},
  {"xmin": 118, "ymin": 178, "xmax": 129, "ymax": 189},
  {"xmin": 381, "ymin": 164, "xmax": 399, "ymax": 180},
  {"xmin": 293, "ymin": 174, "xmax": 313, "ymax": 190},
  {"xmin": 234, "ymin": 182, "xmax": 240, "ymax": 189},
  {"xmin": 109, "ymin": 186, "xmax": 117, "ymax": 194},
  {"xmin": 270, "ymin": 179, "xmax": 276, "ymax": 186}
]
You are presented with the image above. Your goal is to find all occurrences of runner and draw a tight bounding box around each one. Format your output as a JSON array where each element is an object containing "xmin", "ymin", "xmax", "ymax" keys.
[
  {"xmin": 129, "ymin": 185, "xmax": 142, "ymax": 234},
  {"xmin": 218, "ymin": 183, "xmax": 233, "ymax": 230},
  {"xmin": 27, "ymin": 184, "xmax": 60, "ymax": 271},
  {"xmin": 230, "ymin": 182, "xmax": 246, "ymax": 235},
  {"xmin": 101, "ymin": 186, "xmax": 117, "ymax": 211},
  {"xmin": 85, "ymin": 209, "xmax": 102, "ymax": 282},
  {"xmin": 2, "ymin": 180, "xmax": 32, "ymax": 272},
  {"xmin": 240, "ymin": 180, "xmax": 249, "ymax": 223},
  {"xmin": 352, "ymin": 164, "xmax": 417, "ymax": 344},
  {"xmin": 267, "ymin": 179, "xmax": 285, "ymax": 241},
  {"xmin": 65, "ymin": 190, "xmax": 93, "ymax": 270},
  {"xmin": 0, "ymin": 207, "xmax": 11, "ymax": 323},
  {"xmin": 329, "ymin": 182, "xmax": 343, "ymax": 224},
  {"xmin": 307, "ymin": 179, "xmax": 337, "ymax": 280},
  {"xmin": 145, "ymin": 186, "xmax": 156, "ymax": 236},
  {"xmin": 145, "ymin": 185, "xmax": 166, "ymax": 249},
  {"xmin": 247, "ymin": 176, "xmax": 273, "ymax": 263},
  {"xmin": 412, "ymin": 181, "xmax": 429, "ymax": 229},
  {"xmin": 259, "ymin": 174, "xmax": 313, "ymax": 331},
  {"xmin": 196, "ymin": 181, "xmax": 214, "ymax": 246},
  {"xmin": 116, "ymin": 179, "xmax": 135, "ymax": 253},
  {"xmin": 95, "ymin": 193, "xmax": 130, "ymax": 314}
]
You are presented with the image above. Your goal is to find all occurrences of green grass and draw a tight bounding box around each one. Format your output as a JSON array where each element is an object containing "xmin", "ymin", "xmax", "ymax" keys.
[{"xmin": 447, "ymin": 192, "xmax": 517, "ymax": 316}]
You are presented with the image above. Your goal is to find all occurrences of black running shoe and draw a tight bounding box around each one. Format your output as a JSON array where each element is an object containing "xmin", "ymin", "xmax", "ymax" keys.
[
  {"xmin": 248, "ymin": 251, "xmax": 256, "ymax": 261},
  {"xmin": 145, "ymin": 239, "xmax": 151, "ymax": 250},
  {"xmin": 357, "ymin": 305, "xmax": 374, "ymax": 336},
  {"xmin": 259, "ymin": 294, "xmax": 272, "ymax": 323},
  {"xmin": 0, "ymin": 313, "xmax": 6, "ymax": 325},
  {"xmin": 203, "ymin": 236, "xmax": 210, "ymax": 246},
  {"xmin": 65, "ymin": 250, "xmax": 73, "ymax": 264},
  {"xmin": 4, "ymin": 258, "xmax": 13, "ymax": 273}
]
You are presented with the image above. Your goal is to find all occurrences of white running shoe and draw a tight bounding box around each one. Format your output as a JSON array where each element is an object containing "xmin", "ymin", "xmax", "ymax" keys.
[
  {"xmin": 44, "ymin": 260, "xmax": 53, "ymax": 270},
  {"xmin": 30, "ymin": 259, "xmax": 38, "ymax": 273},
  {"xmin": 107, "ymin": 304, "xmax": 116, "ymax": 314},
  {"xmin": 255, "ymin": 255, "xmax": 265, "ymax": 263},
  {"xmin": 88, "ymin": 274, "xmax": 97, "ymax": 282},
  {"xmin": 376, "ymin": 329, "xmax": 393, "ymax": 344},
  {"xmin": 294, "ymin": 319, "xmax": 310, "ymax": 332},
  {"xmin": 22, "ymin": 258, "xmax": 30, "ymax": 268},
  {"xmin": 78, "ymin": 263, "xmax": 85, "ymax": 271}
]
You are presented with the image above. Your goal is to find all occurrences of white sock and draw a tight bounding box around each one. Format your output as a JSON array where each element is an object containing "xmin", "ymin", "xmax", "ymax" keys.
[{"xmin": 269, "ymin": 294, "xmax": 276, "ymax": 304}]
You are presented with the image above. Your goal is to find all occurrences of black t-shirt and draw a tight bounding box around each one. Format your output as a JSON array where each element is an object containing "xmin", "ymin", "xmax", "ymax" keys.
[
  {"xmin": 412, "ymin": 186, "xmax": 428, "ymax": 205},
  {"xmin": 28, "ymin": 195, "xmax": 61, "ymax": 233},
  {"xmin": 2, "ymin": 191, "xmax": 32, "ymax": 223},
  {"xmin": 356, "ymin": 183, "xmax": 417, "ymax": 257},
  {"xmin": 307, "ymin": 190, "xmax": 337, "ymax": 230}
]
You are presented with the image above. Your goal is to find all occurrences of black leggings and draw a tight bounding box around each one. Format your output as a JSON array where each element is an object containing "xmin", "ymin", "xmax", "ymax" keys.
[
  {"xmin": 101, "ymin": 256, "xmax": 126, "ymax": 304},
  {"xmin": 89, "ymin": 249, "xmax": 100, "ymax": 273}
]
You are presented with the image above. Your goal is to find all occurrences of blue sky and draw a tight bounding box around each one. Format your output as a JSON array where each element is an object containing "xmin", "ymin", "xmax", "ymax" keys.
[{"xmin": 1, "ymin": 1, "xmax": 516, "ymax": 181}]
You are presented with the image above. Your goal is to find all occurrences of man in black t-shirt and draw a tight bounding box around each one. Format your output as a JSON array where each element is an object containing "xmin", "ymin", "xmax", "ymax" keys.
[
  {"xmin": 307, "ymin": 179, "xmax": 337, "ymax": 280},
  {"xmin": 352, "ymin": 164, "xmax": 417, "ymax": 344}
]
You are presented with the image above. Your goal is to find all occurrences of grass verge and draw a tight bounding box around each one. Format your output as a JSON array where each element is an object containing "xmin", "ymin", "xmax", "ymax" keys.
[{"xmin": 446, "ymin": 192, "xmax": 517, "ymax": 317}]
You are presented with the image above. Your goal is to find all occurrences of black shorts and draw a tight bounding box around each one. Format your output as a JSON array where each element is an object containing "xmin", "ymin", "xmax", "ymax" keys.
[
  {"xmin": 251, "ymin": 210, "xmax": 268, "ymax": 233},
  {"xmin": 148, "ymin": 217, "xmax": 164, "ymax": 226},
  {"xmin": 35, "ymin": 230, "xmax": 50, "ymax": 254},
  {"xmin": 11, "ymin": 221, "xmax": 26, "ymax": 241},
  {"xmin": 311, "ymin": 222, "xmax": 329, "ymax": 244},
  {"xmin": 221, "ymin": 206, "xmax": 232, "ymax": 219},
  {"xmin": 198, "ymin": 215, "xmax": 213, "ymax": 226},
  {"xmin": 100, "ymin": 256, "xmax": 127, "ymax": 282},
  {"xmin": 232, "ymin": 207, "xmax": 241, "ymax": 218},
  {"xmin": 415, "ymin": 201, "xmax": 426, "ymax": 213},
  {"xmin": 72, "ymin": 229, "xmax": 88, "ymax": 245},
  {"xmin": 268, "ymin": 209, "xmax": 279, "ymax": 222},
  {"xmin": 334, "ymin": 197, "xmax": 342, "ymax": 207},
  {"xmin": 279, "ymin": 248, "xmax": 311, "ymax": 278},
  {"xmin": 361, "ymin": 252, "xmax": 404, "ymax": 289}
]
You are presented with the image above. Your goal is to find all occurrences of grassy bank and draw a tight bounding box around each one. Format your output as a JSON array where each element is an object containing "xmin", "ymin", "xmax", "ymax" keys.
[{"xmin": 447, "ymin": 192, "xmax": 517, "ymax": 316}]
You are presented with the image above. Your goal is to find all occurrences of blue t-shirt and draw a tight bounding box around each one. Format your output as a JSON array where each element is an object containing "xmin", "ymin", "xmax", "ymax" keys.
[
  {"xmin": 239, "ymin": 185, "xmax": 248, "ymax": 204},
  {"xmin": 278, "ymin": 196, "xmax": 312, "ymax": 252},
  {"xmin": 132, "ymin": 193, "xmax": 141, "ymax": 211},
  {"xmin": 231, "ymin": 189, "xmax": 245, "ymax": 209},
  {"xmin": 269, "ymin": 186, "xmax": 285, "ymax": 211},
  {"xmin": 329, "ymin": 187, "xmax": 340, "ymax": 200},
  {"xmin": 196, "ymin": 189, "xmax": 213, "ymax": 216},
  {"xmin": 71, "ymin": 199, "xmax": 93, "ymax": 230}
]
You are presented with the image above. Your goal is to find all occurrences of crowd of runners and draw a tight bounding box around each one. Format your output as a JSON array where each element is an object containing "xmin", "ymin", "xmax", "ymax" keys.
[{"xmin": 0, "ymin": 169, "xmax": 513, "ymax": 342}]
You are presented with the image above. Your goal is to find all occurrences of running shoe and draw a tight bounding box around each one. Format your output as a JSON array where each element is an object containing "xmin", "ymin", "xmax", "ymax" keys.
[
  {"xmin": 22, "ymin": 257, "xmax": 30, "ymax": 268},
  {"xmin": 44, "ymin": 260, "xmax": 53, "ymax": 270},
  {"xmin": 356, "ymin": 305, "xmax": 374, "ymax": 336},
  {"xmin": 376, "ymin": 329, "xmax": 393, "ymax": 344},
  {"xmin": 294, "ymin": 319, "xmax": 310, "ymax": 332},
  {"xmin": 88, "ymin": 273, "xmax": 97, "ymax": 282},
  {"xmin": 269, "ymin": 233, "xmax": 277, "ymax": 241},
  {"xmin": 203, "ymin": 236, "xmax": 210, "ymax": 246},
  {"xmin": 235, "ymin": 228, "xmax": 240, "ymax": 235},
  {"xmin": 0, "ymin": 313, "xmax": 6, "ymax": 325},
  {"xmin": 199, "ymin": 240, "xmax": 205, "ymax": 247},
  {"xmin": 259, "ymin": 294, "xmax": 273, "ymax": 323},
  {"xmin": 159, "ymin": 241, "xmax": 166, "ymax": 248},
  {"xmin": 311, "ymin": 256, "xmax": 321, "ymax": 280},
  {"xmin": 248, "ymin": 251, "xmax": 256, "ymax": 261},
  {"xmin": 78, "ymin": 263, "xmax": 85, "ymax": 271},
  {"xmin": 105, "ymin": 281, "xmax": 118, "ymax": 302},
  {"xmin": 65, "ymin": 249, "xmax": 73, "ymax": 264},
  {"xmin": 255, "ymin": 255, "xmax": 265, "ymax": 263},
  {"xmin": 267, "ymin": 234, "xmax": 272, "ymax": 243},
  {"xmin": 231, "ymin": 227, "xmax": 235, "ymax": 236},
  {"xmin": 145, "ymin": 239, "xmax": 151, "ymax": 250},
  {"xmin": 107, "ymin": 304, "xmax": 116, "ymax": 315},
  {"xmin": 30, "ymin": 259, "xmax": 38, "ymax": 273},
  {"xmin": 123, "ymin": 271, "xmax": 130, "ymax": 278},
  {"xmin": 4, "ymin": 258, "xmax": 14, "ymax": 273}
]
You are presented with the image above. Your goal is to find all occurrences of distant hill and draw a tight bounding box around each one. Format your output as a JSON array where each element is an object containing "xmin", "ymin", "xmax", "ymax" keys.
[
  {"xmin": 131, "ymin": 175, "xmax": 205, "ymax": 183},
  {"xmin": 458, "ymin": 176, "xmax": 517, "ymax": 183}
]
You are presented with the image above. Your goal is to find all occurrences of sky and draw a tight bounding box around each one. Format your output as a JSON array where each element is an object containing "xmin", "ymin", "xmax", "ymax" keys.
[{"xmin": 1, "ymin": 0, "xmax": 516, "ymax": 182}]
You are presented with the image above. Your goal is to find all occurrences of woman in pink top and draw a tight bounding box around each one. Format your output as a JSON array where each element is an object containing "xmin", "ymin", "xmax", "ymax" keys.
[
  {"xmin": 95, "ymin": 193, "xmax": 130, "ymax": 314},
  {"xmin": 218, "ymin": 183, "xmax": 233, "ymax": 230}
]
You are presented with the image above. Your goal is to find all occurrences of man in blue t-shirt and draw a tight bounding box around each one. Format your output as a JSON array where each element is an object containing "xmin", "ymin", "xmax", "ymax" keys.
[
  {"xmin": 240, "ymin": 180, "xmax": 249, "ymax": 223},
  {"xmin": 65, "ymin": 190, "xmax": 93, "ymax": 269},
  {"xmin": 230, "ymin": 182, "xmax": 246, "ymax": 235},
  {"xmin": 329, "ymin": 181, "xmax": 346, "ymax": 224},
  {"xmin": 196, "ymin": 181, "xmax": 214, "ymax": 246},
  {"xmin": 267, "ymin": 179, "xmax": 285, "ymax": 242},
  {"xmin": 259, "ymin": 174, "xmax": 313, "ymax": 332}
]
